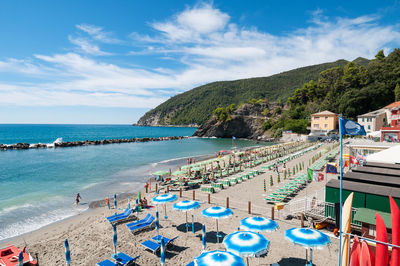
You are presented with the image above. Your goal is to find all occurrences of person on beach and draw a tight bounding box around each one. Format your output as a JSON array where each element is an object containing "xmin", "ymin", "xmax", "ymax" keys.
[{"xmin": 75, "ymin": 193, "xmax": 81, "ymax": 205}]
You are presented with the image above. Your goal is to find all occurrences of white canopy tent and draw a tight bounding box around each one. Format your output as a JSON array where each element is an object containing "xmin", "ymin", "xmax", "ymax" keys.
[{"xmin": 366, "ymin": 144, "xmax": 400, "ymax": 164}]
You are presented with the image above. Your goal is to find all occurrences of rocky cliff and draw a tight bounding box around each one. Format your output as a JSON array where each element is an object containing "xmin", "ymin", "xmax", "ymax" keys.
[{"xmin": 193, "ymin": 103, "xmax": 276, "ymax": 140}]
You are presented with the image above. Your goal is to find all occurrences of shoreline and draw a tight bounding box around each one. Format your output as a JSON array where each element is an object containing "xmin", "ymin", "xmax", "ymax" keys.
[
  {"xmin": 1, "ymin": 143, "xmax": 267, "ymax": 243},
  {"xmin": 5, "ymin": 141, "xmax": 341, "ymax": 265}
]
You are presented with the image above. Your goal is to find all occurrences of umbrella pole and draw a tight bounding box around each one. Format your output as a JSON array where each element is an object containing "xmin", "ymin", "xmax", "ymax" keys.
[
  {"xmin": 309, "ymin": 248, "xmax": 313, "ymax": 266},
  {"xmin": 246, "ymin": 257, "xmax": 249, "ymax": 266},
  {"xmin": 164, "ymin": 204, "xmax": 167, "ymax": 219},
  {"xmin": 185, "ymin": 212, "xmax": 188, "ymax": 232}
]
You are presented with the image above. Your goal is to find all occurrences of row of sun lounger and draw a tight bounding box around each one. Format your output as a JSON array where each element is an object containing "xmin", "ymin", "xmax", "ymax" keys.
[
  {"xmin": 200, "ymin": 170, "xmax": 261, "ymax": 193},
  {"xmin": 264, "ymin": 175, "xmax": 308, "ymax": 203},
  {"xmin": 106, "ymin": 207, "xmax": 134, "ymax": 224}
]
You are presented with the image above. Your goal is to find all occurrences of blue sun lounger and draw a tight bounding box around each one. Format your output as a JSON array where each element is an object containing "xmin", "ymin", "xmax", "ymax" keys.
[
  {"xmin": 106, "ymin": 207, "xmax": 131, "ymax": 221},
  {"xmin": 112, "ymin": 252, "xmax": 140, "ymax": 265},
  {"xmin": 107, "ymin": 208, "xmax": 133, "ymax": 224},
  {"xmin": 96, "ymin": 259, "xmax": 118, "ymax": 266},
  {"xmin": 126, "ymin": 213, "xmax": 151, "ymax": 229},
  {"xmin": 141, "ymin": 236, "xmax": 179, "ymax": 254},
  {"xmin": 127, "ymin": 215, "xmax": 155, "ymax": 233}
]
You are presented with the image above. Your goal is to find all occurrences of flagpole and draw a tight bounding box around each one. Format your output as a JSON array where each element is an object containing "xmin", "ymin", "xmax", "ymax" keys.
[{"xmin": 339, "ymin": 114, "xmax": 343, "ymax": 266}]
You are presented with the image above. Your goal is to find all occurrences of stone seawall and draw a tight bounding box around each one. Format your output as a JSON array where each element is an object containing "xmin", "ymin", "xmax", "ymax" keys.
[{"xmin": 0, "ymin": 136, "xmax": 188, "ymax": 151}]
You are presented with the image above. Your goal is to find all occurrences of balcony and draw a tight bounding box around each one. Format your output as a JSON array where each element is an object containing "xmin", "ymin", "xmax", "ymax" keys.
[{"xmin": 392, "ymin": 115, "xmax": 400, "ymax": 120}]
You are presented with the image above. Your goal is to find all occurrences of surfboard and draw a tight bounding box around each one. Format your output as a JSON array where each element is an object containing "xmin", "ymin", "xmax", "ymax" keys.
[
  {"xmin": 350, "ymin": 236, "xmax": 361, "ymax": 266},
  {"xmin": 341, "ymin": 192, "xmax": 354, "ymax": 266},
  {"xmin": 390, "ymin": 196, "xmax": 400, "ymax": 266},
  {"xmin": 375, "ymin": 213, "xmax": 389, "ymax": 266},
  {"xmin": 360, "ymin": 241, "xmax": 375, "ymax": 266}
]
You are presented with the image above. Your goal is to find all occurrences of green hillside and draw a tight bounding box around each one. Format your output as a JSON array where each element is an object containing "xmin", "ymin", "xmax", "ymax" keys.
[{"xmin": 138, "ymin": 59, "xmax": 369, "ymax": 126}]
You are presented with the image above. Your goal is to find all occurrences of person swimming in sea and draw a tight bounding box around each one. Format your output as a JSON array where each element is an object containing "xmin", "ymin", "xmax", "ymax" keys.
[{"xmin": 75, "ymin": 193, "xmax": 82, "ymax": 205}]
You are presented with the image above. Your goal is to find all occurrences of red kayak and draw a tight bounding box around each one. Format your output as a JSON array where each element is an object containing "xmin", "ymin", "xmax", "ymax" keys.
[
  {"xmin": 0, "ymin": 245, "xmax": 37, "ymax": 266},
  {"xmin": 375, "ymin": 213, "xmax": 389, "ymax": 266},
  {"xmin": 360, "ymin": 241, "xmax": 375, "ymax": 266},
  {"xmin": 350, "ymin": 236, "xmax": 361, "ymax": 266},
  {"xmin": 390, "ymin": 196, "xmax": 400, "ymax": 266}
]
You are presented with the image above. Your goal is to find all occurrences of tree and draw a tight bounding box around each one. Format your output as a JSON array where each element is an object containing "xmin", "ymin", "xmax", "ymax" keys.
[
  {"xmin": 375, "ymin": 49, "xmax": 385, "ymax": 60},
  {"xmin": 395, "ymin": 84, "xmax": 400, "ymax": 101},
  {"xmin": 262, "ymin": 108, "xmax": 269, "ymax": 116}
]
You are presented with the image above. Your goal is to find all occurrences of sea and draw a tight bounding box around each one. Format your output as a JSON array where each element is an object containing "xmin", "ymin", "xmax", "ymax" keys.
[{"xmin": 0, "ymin": 124, "xmax": 266, "ymax": 241}]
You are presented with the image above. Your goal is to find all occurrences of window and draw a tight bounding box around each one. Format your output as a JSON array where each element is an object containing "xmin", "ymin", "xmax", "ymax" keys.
[
  {"xmin": 324, "ymin": 124, "xmax": 328, "ymax": 128},
  {"xmin": 314, "ymin": 116, "xmax": 319, "ymax": 120},
  {"xmin": 368, "ymin": 125, "xmax": 371, "ymax": 130},
  {"xmin": 325, "ymin": 116, "xmax": 328, "ymax": 120},
  {"xmin": 362, "ymin": 118, "xmax": 364, "ymax": 122},
  {"xmin": 369, "ymin": 224, "xmax": 376, "ymax": 237},
  {"xmin": 313, "ymin": 124, "xmax": 319, "ymax": 129}
]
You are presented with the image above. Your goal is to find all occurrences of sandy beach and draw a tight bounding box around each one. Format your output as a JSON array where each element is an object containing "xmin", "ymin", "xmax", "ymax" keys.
[{"xmin": 7, "ymin": 142, "xmax": 340, "ymax": 265}]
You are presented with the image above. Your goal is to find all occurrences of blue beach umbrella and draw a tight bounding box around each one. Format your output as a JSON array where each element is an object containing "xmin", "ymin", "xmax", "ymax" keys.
[
  {"xmin": 18, "ymin": 251, "xmax": 24, "ymax": 266},
  {"xmin": 114, "ymin": 194, "xmax": 117, "ymax": 209},
  {"xmin": 112, "ymin": 223, "xmax": 117, "ymax": 254},
  {"xmin": 128, "ymin": 196, "xmax": 131, "ymax": 209},
  {"xmin": 240, "ymin": 217, "xmax": 279, "ymax": 233},
  {"xmin": 152, "ymin": 193, "xmax": 178, "ymax": 219},
  {"xmin": 202, "ymin": 224, "xmax": 206, "ymax": 251},
  {"xmin": 201, "ymin": 206, "xmax": 233, "ymax": 242},
  {"xmin": 223, "ymin": 231, "xmax": 269, "ymax": 265},
  {"xmin": 160, "ymin": 237, "xmax": 166, "ymax": 266},
  {"xmin": 173, "ymin": 200, "xmax": 200, "ymax": 231},
  {"xmin": 194, "ymin": 250, "xmax": 245, "ymax": 266},
  {"xmin": 135, "ymin": 198, "xmax": 139, "ymax": 219},
  {"xmin": 285, "ymin": 228, "xmax": 330, "ymax": 266},
  {"xmin": 64, "ymin": 239, "xmax": 71, "ymax": 265}
]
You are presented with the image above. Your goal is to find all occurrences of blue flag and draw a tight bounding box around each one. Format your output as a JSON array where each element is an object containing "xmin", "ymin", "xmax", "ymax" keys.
[
  {"xmin": 339, "ymin": 117, "xmax": 366, "ymax": 136},
  {"xmin": 326, "ymin": 163, "xmax": 338, "ymax": 174}
]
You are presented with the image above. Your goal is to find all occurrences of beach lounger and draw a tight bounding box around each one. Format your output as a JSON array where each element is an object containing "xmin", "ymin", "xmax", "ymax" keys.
[
  {"xmin": 128, "ymin": 215, "xmax": 155, "ymax": 233},
  {"xmin": 112, "ymin": 252, "xmax": 139, "ymax": 265},
  {"xmin": 201, "ymin": 185, "xmax": 214, "ymax": 194},
  {"xmin": 186, "ymin": 261, "xmax": 195, "ymax": 266},
  {"xmin": 141, "ymin": 236, "xmax": 178, "ymax": 254},
  {"xmin": 106, "ymin": 207, "xmax": 131, "ymax": 221},
  {"xmin": 126, "ymin": 213, "xmax": 151, "ymax": 228},
  {"xmin": 107, "ymin": 208, "xmax": 133, "ymax": 223},
  {"xmin": 97, "ymin": 259, "xmax": 118, "ymax": 266}
]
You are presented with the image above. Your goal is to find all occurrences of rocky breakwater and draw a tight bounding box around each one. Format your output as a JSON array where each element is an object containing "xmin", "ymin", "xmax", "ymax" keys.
[{"xmin": 0, "ymin": 136, "xmax": 187, "ymax": 151}]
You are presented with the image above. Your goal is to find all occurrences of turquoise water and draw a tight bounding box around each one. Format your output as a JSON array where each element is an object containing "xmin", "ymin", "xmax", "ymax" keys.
[
  {"xmin": 0, "ymin": 125, "xmax": 264, "ymax": 240},
  {"xmin": 0, "ymin": 124, "xmax": 196, "ymax": 144}
]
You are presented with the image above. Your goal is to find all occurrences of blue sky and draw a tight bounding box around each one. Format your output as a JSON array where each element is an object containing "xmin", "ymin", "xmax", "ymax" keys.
[{"xmin": 1, "ymin": 0, "xmax": 400, "ymax": 124}]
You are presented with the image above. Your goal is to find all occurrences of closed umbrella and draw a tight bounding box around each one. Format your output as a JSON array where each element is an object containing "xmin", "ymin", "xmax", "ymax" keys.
[
  {"xmin": 202, "ymin": 224, "xmax": 206, "ymax": 251},
  {"xmin": 194, "ymin": 250, "xmax": 245, "ymax": 266},
  {"xmin": 155, "ymin": 211, "xmax": 160, "ymax": 239},
  {"xmin": 160, "ymin": 237, "xmax": 166, "ymax": 266},
  {"xmin": 114, "ymin": 194, "xmax": 117, "ymax": 209},
  {"xmin": 173, "ymin": 200, "xmax": 200, "ymax": 231},
  {"xmin": 113, "ymin": 223, "xmax": 117, "ymax": 254},
  {"xmin": 223, "ymin": 231, "xmax": 269, "ymax": 265},
  {"xmin": 285, "ymin": 228, "xmax": 330, "ymax": 266},
  {"xmin": 64, "ymin": 239, "xmax": 71, "ymax": 265},
  {"xmin": 18, "ymin": 251, "xmax": 23, "ymax": 266},
  {"xmin": 201, "ymin": 206, "xmax": 233, "ymax": 243},
  {"xmin": 240, "ymin": 217, "xmax": 279, "ymax": 233},
  {"xmin": 153, "ymin": 193, "xmax": 178, "ymax": 219}
]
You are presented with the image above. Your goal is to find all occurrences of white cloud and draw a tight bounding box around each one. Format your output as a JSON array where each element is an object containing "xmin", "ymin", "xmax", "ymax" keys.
[
  {"xmin": 68, "ymin": 36, "xmax": 111, "ymax": 56},
  {"xmin": 76, "ymin": 24, "xmax": 121, "ymax": 44},
  {"xmin": 1, "ymin": 4, "xmax": 400, "ymax": 110}
]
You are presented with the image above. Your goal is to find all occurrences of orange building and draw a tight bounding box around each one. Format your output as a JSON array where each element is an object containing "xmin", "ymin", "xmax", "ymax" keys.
[{"xmin": 310, "ymin": 110, "xmax": 338, "ymax": 132}]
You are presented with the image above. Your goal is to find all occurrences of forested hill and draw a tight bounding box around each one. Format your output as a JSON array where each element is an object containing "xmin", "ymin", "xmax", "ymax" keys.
[{"xmin": 137, "ymin": 59, "xmax": 369, "ymax": 126}]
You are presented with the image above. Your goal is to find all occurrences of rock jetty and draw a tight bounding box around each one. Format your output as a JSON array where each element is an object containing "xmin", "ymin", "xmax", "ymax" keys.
[{"xmin": 0, "ymin": 136, "xmax": 187, "ymax": 151}]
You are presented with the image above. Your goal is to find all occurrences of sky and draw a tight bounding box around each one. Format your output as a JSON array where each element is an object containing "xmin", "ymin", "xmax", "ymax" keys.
[{"xmin": 1, "ymin": 0, "xmax": 400, "ymax": 124}]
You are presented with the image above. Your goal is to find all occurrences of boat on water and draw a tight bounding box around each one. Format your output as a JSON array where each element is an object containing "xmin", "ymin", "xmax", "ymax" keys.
[{"xmin": 0, "ymin": 245, "xmax": 37, "ymax": 266}]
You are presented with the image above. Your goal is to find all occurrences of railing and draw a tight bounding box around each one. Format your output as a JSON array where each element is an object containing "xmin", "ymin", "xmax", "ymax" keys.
[
  {"xmin": 324, "ymin": 202, "xmax": 362, "ymax": 226},
  {"xmin": 283, "ymin": 197, "xmax": 362, "ymax": 227}
]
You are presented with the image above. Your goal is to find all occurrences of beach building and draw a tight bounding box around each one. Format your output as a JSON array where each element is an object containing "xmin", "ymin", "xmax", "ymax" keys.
[
  {"xmin": 310, "ymin": 111, "xmax": 338, "ymax": 132},
  {"xmin": 381, "ymin": 101, "xmax": 400, "ymax": 141},
  {"xmin": 357, "ymin": 109, "xmax": 386, "ymax": 133}
]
